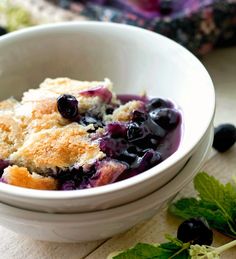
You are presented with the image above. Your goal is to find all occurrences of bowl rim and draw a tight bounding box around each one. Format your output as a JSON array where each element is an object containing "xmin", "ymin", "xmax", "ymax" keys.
[
  {"xmin": 0, "ymin": 128, "xmax": 213, "ymax": 223},
  {"xmin": 0, "ymin": 21, "xmax": 215, "ymax": 199}
]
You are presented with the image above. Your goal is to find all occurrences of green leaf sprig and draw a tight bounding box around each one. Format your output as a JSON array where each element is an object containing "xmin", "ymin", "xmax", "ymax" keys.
[
  {"xmin": 107, "ymin": 237, "xmax": 236, "ymax": 259},
  {"xmin": 169, "ymin": 172, "xmax": 236, "ymax": 237},
  {"xmin": 108, "ymin": 172, "xmax": 236, "ymax": 258},
  {"xmin": 108, "ymin": 236, "xmax": 190, "ymax": 259}
]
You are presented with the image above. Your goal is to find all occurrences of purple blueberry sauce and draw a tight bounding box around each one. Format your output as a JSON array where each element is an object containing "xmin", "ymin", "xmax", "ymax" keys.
[
  {"xmin": 55, "ymin": 94, "xmax": 182, "ymax": 190},
  {"xmin": 79, "ymin": 86, "xmax": 113, "ymax": 103},
  {"xmin": 118, "ymin": 94, "xmax": 149, "ymax": 104}
]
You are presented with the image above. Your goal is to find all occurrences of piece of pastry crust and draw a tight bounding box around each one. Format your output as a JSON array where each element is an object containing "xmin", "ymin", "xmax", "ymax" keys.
[
  {"xmin": 10, "ymin": 123, "xmax": 105, "ymax": 173},
  {"xmin": 2, "ymin": 165, "xmax": 57, "ymax": 190},
  {"xmin": 0, "ymin": 115, "xmax": 23, "ymax": 160}
]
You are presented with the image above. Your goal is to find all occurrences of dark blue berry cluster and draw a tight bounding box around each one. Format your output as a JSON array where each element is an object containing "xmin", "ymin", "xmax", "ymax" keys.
[{"xmin": 50, "ymin": 94, "xmax": 181, "ymax": 190}]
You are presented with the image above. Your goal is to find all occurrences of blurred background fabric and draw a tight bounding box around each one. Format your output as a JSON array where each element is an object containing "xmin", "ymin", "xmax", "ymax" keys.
[
  {"xmin": 2, "ymin": 0, "xmax": 236, "ymax": 56},
  {"xmin": 50, "ymin": 0, "xmax": 236, "ymax": 56}
]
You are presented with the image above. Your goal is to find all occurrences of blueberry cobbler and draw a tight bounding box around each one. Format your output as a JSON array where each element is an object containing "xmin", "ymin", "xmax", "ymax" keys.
[{"xmin": 0, "ymin": 78, "xmax": 181, "ymax": 190}]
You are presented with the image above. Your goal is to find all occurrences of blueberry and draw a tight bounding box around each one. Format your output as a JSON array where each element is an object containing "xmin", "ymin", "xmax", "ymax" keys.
[
  {"xmin": 159, "ymin": 0, "xmax": 173, "ymax": 15},
  {"xmin": 118, "ymin": 151, "xmax": 137, "ymax": 164},
  {"xmin": 127, "ymin": 122, "xmax": 150, "ymax": 142},
  {"xmin": 106, "ymin": 106, "xmax": 114, "ymax": 115},
  {"xmin": 146, "ymin": 98, "xmax": 170, "ymax": 111},
  {"xmin": 213, "ymin": 124, "xmax": 236, "ymax": 152},
  {"xmin": 107, "ymin": 123, "xmax": 127, "ymax": 138},
  {"xmin": 57, "ymin": 94, "xmax": 79, "ymax": 119},
  {"xmin": 131, "ymin": 149, "xmax": 162, "ymax": 174},
  {"xmin": 149, "ymin": 108, "xmax": 180, "ymax": 130},
  {"xmin": 0, "ymin": 160, "xmax": 9, "ymax": 176},
  {"xmin": 132, "ymin": 110, "xmax": 148, "ymax": 124},
  {"xmin": 146, "ymin": 117, "xmax": 166, "ymax": 138},
  {"xmin": 127, "ymin": 145, "xmax": 142, "ymax": 155},
  {"xmin": 61, "ymin": 180, "xmax": 76, "ymax": 191},
  {"xmin": 99, "ymin": 137, "xmax": 128, "ymax": 157},
  {"xmin": 177, "ymin": 217, "xmax": 213, "ymax": 245},
  {"xmin": 0, "ymin": 26, "xmax": 7, "ymax": 36}
]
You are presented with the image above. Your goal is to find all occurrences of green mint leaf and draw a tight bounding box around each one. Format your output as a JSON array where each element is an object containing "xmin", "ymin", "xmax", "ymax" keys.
[
  {"xmin": 164, "ymin": 235, "xmax": 183, "ymax": 247},
  {"xmin": 110, "ymin": 242, "xmax": 190, "ymax": 259},
  {"xmin": 194, "ymin": 172, "xmax": 235, "ymax": 219},
  {"xmin": 194, "ymin": 172, "xmax": 236, "ymax": 234},
  {"xmin": 169, "ymin": 172, "xmax": 236, "ymax": 237}
]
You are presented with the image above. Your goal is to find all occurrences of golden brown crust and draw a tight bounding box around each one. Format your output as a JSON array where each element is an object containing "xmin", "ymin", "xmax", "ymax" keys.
[
  {"xmin": 10, "ymin": 124, "xmax": 105, "ymax": 173},
  {"xmin": 111, "ymin": 101, "xmax": 144, "ymax": 122},
  {"xmin": 22, "ymin": 78, "xmax": 116, "ymax": 113},
  {"xmin": 0, "ymin": 115, "xmax": 23, "ymax": 160},
  {"xmin": 2, "ymin": 166, "xmax": 57, "ymax": 190},
  {"xmin": 17, "ymin": 99, "xmax": 68, "ymax": 133}
]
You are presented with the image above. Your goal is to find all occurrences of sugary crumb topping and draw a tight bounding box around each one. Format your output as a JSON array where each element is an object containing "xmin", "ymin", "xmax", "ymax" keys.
[
  {"xmin": 111, "ymin": 101, "xmax": 144, "ymax": 122},
  {"xmin": 0, "ymin": 115, "xmax": 23, "ymax": 160},
  {"xmin": 10, "ymin": 124, "xmax": 105, "ymax": 173}
]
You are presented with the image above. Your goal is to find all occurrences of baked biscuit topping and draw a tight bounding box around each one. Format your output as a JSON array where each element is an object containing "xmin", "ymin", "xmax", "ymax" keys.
[
  {"xmin": 2, "ymin": 166, "xmax": 57, "ymax": 190},
  {"xmin": 10, "ymin": 124, "xmax": 104, "ymax": 173},
  {"xmin": 0, "ymin": 78, "xmax": 181, "ymax": 190},
  {"xmin": 0, "ymin": 115, "xmax": 23, "ymax": 160}
]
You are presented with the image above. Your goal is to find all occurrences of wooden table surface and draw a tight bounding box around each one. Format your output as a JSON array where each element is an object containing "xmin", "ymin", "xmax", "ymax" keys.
[{"xmin": 1, "ymin": 3, "xmax": 236, "ymax": 256}]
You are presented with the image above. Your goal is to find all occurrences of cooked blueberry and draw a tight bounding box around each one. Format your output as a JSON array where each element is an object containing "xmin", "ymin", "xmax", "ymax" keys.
[
  {"xmin": 159, "ymin": 0, "xmax": 173, "ymax": 15},
  {"xmin": 107, "ymin": 123, "xmax": 127, "ymax": 138},
  {"xmin": 131, "ymin": 149, "xmax": 161, "ymax": 174},
  {"xmin": 177, "ymin": 217, "xmax": 213, "ymax": 246},
  {"xmin": 99, "ymin": 137, "xmax": 128, "ymax": 157},
  {"xmin": 127, "ymin": 122, "xmax": 150, "ymax": 142},
  {"xmin": 106, "ymin": 106, "xmax": 114, "ymax": 114},
  {"xmin": 61, "ymin": 180, "xmax": 76, "ymax": 191},
  {"xmin": 127, "ymin": 145, "xmax": 142, "ymax": 155},
  {"xmin": 0, "ymin": 26, "xmax": 7, "ymax": 36},
  {"xmin": 132, "ymin": 110, "xmax": 148, "ymax": 124},
  {"xmin": 146, "ymin": 117, "xmax": 167, "ymax": 138},
  {"xmin": 150, "ymin": 138, "xmax": 160, "ymax": 147},
  {"xmin": 149, "ymin": 108, "xmax": 180, "ymax": 130},
  {"xmin": 118, "ymin": 151, "xmax": 137, "ymax": 164},
  {"xmin": 57, "ymin": 94, "xmax": 79, "ymax": 119},
  {"xmin": 0, "ymin": 160, "xmax": 9, "ymax": 176},
  {"xmin": 146, "ymin": 98, "xmax": 170, "ymax": 111},
  {"xmin": 213, "ymin": 124, "xmax": 236, "ymax": 152}
]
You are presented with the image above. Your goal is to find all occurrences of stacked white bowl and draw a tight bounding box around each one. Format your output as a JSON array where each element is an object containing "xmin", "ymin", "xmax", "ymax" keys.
[{"xmin": 0, "ymin": 22, "xmax": 215, "ymax": 242}]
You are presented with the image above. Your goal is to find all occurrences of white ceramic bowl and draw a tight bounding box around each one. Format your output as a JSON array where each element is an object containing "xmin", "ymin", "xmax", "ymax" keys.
[
  {"xmin": 0, "ymin": 22, "xmax": 215, "ymax": 213},
  {"xmin": 0, "ymin": 127, "xmax": 213, "ymax": 242}
]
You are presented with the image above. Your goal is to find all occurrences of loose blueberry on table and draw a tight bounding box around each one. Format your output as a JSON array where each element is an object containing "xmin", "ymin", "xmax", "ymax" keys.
[
  {"xmin": 213, "ymin": 123, "xmax": 236, "ymax": 152},
  {"xmin": 177, "ymin": 217, "xmax": 213, "ymax": 246},
  {"xmin": 0, "ymin": 26, "xmax": 7, "ymax": 36},
  {"xmin": 0, "ymin": 78, "xmax": 181, "ymax": 190}
]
